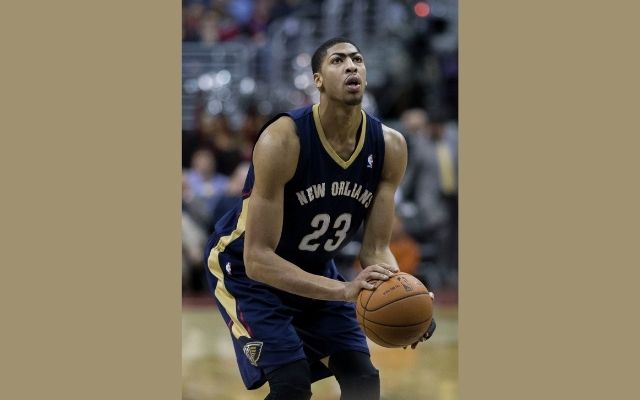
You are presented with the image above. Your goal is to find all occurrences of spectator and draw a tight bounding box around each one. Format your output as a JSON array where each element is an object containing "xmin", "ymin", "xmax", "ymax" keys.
[
  {"xmin": 183, "ymin": 1, "xmax": 207, "ymax": 42},
  {"xmin": 398, "ymin": 108, "xmax": 448, "ymax": 241},
  {"xmin": 210, "ymin": 161, "xmax": 251, "ymax": 229},
  {"xmin": 198, "ymin": 112, "xmax": 243, "ymax": 175},
  {"xmin": 182, "ymin": 210, "xmax": 207, "ymax": 293},
  {"xmin": 182, "ymin": 173, "xmax": 208, "ymax": 293},
  {"xmin": 184, "ymin": 148, "xmax": 229, "ymax": 230},
  {"xmin": 246, "ymin": 0, "xmax": 275, "ymax": 42},
  {"xmin": 397, "ymin": 108, "xmax": 458, "ymax": 285},
  {"xmin": 182, "ymin": 171, "xmax": 210, "ymax": 230},
  {"xmin": 238, "ymin": 105, "xmax": 269, "ymax": 161},
  {"xmin": 199, "ymin": 10, "xmax": 222, "ymax": 44},
  {"xmin": 429, "ymin": 113, "xmax": 458, "ymax": 278}
]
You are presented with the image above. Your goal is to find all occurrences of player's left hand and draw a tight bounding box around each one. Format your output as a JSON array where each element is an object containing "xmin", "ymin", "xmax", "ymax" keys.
[{"xmin": 404, "ymin": 291, "xmax": 436, "ymax": 349}]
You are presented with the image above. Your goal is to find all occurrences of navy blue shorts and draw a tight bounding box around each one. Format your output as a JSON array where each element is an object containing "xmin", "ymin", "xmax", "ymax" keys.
[{"xmin": 203, "ymin": 235, "xmax": 370, "ymax": 390}]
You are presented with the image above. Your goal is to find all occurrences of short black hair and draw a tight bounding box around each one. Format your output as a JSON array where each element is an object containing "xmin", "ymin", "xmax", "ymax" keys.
[{"xmin": 311, "ymin": 37, "xmax": 361, "ymax": 74}]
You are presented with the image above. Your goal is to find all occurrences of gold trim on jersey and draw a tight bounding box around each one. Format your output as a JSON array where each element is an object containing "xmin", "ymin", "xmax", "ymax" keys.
[
  {"xmin": 312, "ymin": 104, "xmax": 367, "ymax": 169},
  {"xmin": 207, "ymin": 198, "xmax": 251, "ymax": 339}
]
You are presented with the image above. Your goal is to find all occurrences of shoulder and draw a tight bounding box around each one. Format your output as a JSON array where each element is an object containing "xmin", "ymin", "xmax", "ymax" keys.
[
  {"xmin": 381, "ymin": 124, "xmax": 408, "ymax": 158},
  {"xmin": 258, "ymin": 115, "xmax": 299, "ymax": 150},
  {"xmin": 253, "ymin": 116, "xmax": 300, "ymax": 182}
]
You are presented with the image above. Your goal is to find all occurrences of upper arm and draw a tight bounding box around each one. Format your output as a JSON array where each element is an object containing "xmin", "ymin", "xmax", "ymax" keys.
[
  {"xmin": 379, "ymin": 126, "xmax": 407, "ymax": 187},
  {"xmin": 243, "ymin": 117, "xmax": 299, "ymax": 258},
  {"xmin": 360, "ymin": 125, "xmax": 408, "ymax": 259}
]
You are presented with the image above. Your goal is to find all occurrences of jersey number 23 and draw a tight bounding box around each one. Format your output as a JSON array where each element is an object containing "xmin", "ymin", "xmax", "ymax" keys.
[{"xmin": 298, "ymin": 213, "xmax": 352, "ymax": 252}]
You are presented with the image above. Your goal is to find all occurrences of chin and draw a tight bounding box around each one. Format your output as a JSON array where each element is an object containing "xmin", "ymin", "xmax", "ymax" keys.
[{"xmin": 344, "ymin": 96, "xmax": 363, "ymax": 106}]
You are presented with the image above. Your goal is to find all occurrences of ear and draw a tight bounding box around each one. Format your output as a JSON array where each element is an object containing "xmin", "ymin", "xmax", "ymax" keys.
[{"xmin": 313, "ymin": 72, "xmax": 323, "ymax": 89}]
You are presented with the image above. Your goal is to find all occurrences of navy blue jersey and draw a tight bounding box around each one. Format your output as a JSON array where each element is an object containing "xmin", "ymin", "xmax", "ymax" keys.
[
  {"xmin": 213, "ymin": 104, "xmax": 385, "ymax": 273},
  {"xmin": 204, "ymin": 103, "xmax": 385, "ymax": 389}
]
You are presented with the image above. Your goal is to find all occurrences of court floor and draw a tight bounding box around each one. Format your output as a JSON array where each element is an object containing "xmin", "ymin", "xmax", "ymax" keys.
[{"xmin": 182, "ymin": 303, "xmax": 458, "ymax": 400}]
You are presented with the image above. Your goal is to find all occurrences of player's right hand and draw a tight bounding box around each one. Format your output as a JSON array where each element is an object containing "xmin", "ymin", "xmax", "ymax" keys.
[
  {"xmin": 404, "ymin": 318, "xmax": 437, "ymax": 349},
  {"xmin": 344, "ymin": 263, "xmax": 399, "ymax": 302}
]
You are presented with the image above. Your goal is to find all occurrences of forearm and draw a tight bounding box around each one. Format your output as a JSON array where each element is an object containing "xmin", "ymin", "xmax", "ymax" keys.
[
  {"xmin": 359, "ymin": 247, "xmax": 399, "ymax": 270},
  {"xmin": 245, "ymin": 249, "xmax": 348, "ymax": 301}
]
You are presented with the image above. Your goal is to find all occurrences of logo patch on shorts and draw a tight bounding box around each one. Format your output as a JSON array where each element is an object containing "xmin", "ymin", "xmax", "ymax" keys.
[{"xmin": 243, "ymin": 341, "xmax": 263, "ymax": 366}]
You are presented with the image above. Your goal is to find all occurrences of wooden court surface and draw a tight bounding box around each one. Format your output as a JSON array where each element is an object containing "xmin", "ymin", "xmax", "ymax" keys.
[{"xmin": 182, "ymin": 303, "xmax": 458, "ymax": 400}]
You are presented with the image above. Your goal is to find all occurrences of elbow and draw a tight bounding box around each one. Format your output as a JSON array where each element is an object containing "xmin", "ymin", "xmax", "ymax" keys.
[{"xmin": 243, "ymin": 247, "xmax": 263, "ymax": 281}]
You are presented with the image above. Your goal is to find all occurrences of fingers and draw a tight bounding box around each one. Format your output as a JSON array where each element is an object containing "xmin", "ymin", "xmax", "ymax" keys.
[
  {"xmin": 406, "ymin": 335, "xmax": 428, "ymax": 350},
  {"xmin": 354, "ymin": 264, "xmax": 397, "ymax": 290},
  {"xmin": 404, "ymin": 341, "xmax": 419, "ymax": 350},
  {"xmin": 367, "ymin": 271, "xmax": 393, "ymax": 282},
  {"xmin": 355, "ymin": 264, "xmax": 399, "ymax": 292},
  {"xmin": 363, "ymin": 263, "xmax": 398, "ymax": 280},
  {"xmin": 361, "ymin": 280, "xmax": 376, "ymax": 290},
  {"xmin": 374, "ymin": 263, "xmax": 399, "ymax": 274},
  {"xmin": 405, "ymin": 320, "xmax": 437, "ymax": 350}
]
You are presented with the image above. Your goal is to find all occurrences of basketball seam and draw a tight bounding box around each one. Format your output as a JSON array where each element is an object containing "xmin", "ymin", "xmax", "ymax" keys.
[
  {"xmin": 364, "ymin": 326, "xmax": 401, "ymax": 348},
  {"xmin": 363, "ymin": 292, "xmax": 430, "ymax": 312},
  {"xmin": 362, "ymin": 318, "xmax": 432, "ymax": 328},
  {"xmin": 359, "ymin": 283, "xmax": 379, "ymax": 334}
]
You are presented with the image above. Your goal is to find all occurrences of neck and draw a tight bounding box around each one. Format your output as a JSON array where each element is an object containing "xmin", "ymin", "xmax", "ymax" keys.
[{"xmin": 317, "ymin": 99, "xmax": 362, "ymax": 141}]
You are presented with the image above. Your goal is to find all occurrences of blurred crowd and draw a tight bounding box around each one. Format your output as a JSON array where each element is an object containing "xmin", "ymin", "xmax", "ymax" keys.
[
  {"xmin": 182, "ymin": 0, "xmax": 458, "ymax": 294},
  {"xmin": 183, "ymin": 0, "xmax": 302, "ymax": 44}
]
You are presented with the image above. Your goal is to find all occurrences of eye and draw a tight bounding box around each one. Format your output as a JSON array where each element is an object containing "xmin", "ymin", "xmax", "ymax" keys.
[
  {"xmin": 353, "ymin": 56, "xmax": 363, "ymax": 63},
  {"xmin": 331, "ymin": 57, "xmax": 342, "ymax": 64}
]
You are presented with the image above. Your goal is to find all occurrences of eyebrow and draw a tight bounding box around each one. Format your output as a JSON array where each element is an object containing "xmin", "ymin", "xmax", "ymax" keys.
[{"xmin": 328, "ymin": 52, "xmax": 362, "ymax": 58}]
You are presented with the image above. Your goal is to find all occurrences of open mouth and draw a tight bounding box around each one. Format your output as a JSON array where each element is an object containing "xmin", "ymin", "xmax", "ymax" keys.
[{"xmin": 345, "ymin": 75, "xmax": 362, "ymax": 92}]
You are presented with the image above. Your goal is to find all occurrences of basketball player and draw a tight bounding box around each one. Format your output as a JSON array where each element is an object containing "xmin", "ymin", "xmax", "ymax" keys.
[{"xmin": 204, "ymin": 37, "xmax": 436, "ymax": 400}]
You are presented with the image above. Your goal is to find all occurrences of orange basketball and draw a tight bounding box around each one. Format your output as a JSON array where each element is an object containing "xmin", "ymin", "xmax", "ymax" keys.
[{"xmin": 356, "ymin": 272, "xmax": 433, "ymax": 348}]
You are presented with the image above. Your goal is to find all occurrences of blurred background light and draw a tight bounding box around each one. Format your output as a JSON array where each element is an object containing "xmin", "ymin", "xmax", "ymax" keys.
[
  {"xmin": 294, "ymin": 53, "xmax": 311, "ymax": 69},
  {"xmin": 206, "ymin": 99, "xmax": 223, "ymax": 115},
  {"xmin": 414, "ymin": 1, "xmax": 431, "ymax": 18},
  {"xmin": 294, "ymin": 74, "xmax": 310, "ymax": 90},
  {"xmin": 197, "ymin": 74, "xmax": 214, "ymax": 91},
  {"xmin": 239, "ymin": 77, "xmax": 256, "ymax": 95},
  {"xmin": 215, "ymin": 69, "xmax": 231, "ymax": 86}
]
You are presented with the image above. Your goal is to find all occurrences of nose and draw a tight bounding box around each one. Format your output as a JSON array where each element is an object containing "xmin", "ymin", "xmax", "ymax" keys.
[{"xmin": 344, "ymin": 58, "xmax": 357, "ymax": 73}]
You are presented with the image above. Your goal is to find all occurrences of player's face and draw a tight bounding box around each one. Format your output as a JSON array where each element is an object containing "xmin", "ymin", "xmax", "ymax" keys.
[{"xmin": 315, "ymin": 43, "xmax": 366, "ymax": 106}]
